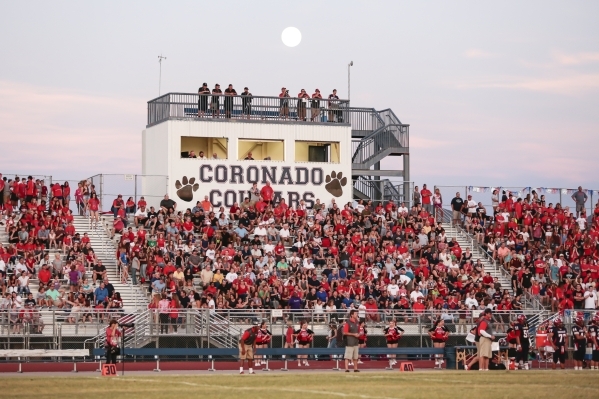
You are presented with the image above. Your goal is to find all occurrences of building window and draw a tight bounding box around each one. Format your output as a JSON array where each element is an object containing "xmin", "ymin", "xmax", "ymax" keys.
[
  {"xmin": 295, "ymin": 141, "xmax": 340, "ymax": 163},
  {"xmin": 180, "ymin": 137, "xmax": 228, "ymax": 159},
  {"xmin": 238, "ymin": 139, "xmax": 284, "ymax": 161}
]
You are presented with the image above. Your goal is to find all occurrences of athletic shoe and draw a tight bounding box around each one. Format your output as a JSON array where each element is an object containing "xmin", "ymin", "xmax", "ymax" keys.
[
  {"xmin": 304, "ymin": 361, "xmax": 310, "ymax": 367},
  {"xmin": 345, "ymin": 369, "xmax": 350, "ymax": 372},
  {"xmin": 239, "ymin": 371, "xmax": 244, "ymax": 374},
  {"xmin": 248, "ymin": 371, "xmax": 255, "ymax": 374},
  {"xmin": 358, "ymin": 360, "xmax": 363, "ymax": 364},
  {"xmin": 354, "ymin": 370, "xmax": 360, "ymax": 372},
  {"xmin": 348, "ymin": 362, "xmax": 353, "ymax": 366}
]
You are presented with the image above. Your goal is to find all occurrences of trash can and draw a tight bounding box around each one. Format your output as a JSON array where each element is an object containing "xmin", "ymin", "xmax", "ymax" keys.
[{"xmin": 445, "ymin": 346, "xmax": 457, "ymax": 370}]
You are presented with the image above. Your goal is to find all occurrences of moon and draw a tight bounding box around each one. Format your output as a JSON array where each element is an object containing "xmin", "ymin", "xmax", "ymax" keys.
[{"xmin": 281, "ymin": 27, "xmax": 302, "ymax": 47}]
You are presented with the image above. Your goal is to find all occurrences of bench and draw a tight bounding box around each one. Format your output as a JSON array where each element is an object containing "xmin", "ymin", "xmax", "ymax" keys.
[
  {"xmin": 0, "ymin": 349, "xmax": 90, "ymax": 373},
  {"xmin": 90, "ymin": 347, "xmax": 445, "ymax": 372}
]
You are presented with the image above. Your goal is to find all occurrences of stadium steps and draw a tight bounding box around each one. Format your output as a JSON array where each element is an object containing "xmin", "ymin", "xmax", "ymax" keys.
[
  {"xmin": 72, "ymin": 215, "xmax": 149, "ymax": 312},
  {"xmin": 442, "ymin": 223, "xmax": 515, "ymax": 297}
]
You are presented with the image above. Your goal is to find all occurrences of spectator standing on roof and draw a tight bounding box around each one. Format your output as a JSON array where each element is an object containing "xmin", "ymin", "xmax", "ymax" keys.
[
  {"xmin": 241, "ymin": 87, "xmax": 252, "ymax": 119},
  {"xmin": 224, "ymin": 84, "xmax": 237, "ymax": 119},
  {"xmin": 297, "ymin": 89, "xmax": 310, "ymax": 121},
  {"xmin": 571, "ymin": 186, "xmax": 587, "ymax": 218},
  {"xmin": 198, "ymin": 82, "xmax": 210, "ymax": 117},
  {"xmin": 211, "ymin": 84, "xmax": 222, "ymax": 118},
  {"xmin": 311, "ymin": 89, "xmax": 322, "ymax": 121},
  {"xmin": 328, "ymin": 89, "xmax": 341, "ymax": 122},
  {"xmin": 279, "ymin": 87, "xmax": 290, "ymax": 120}
]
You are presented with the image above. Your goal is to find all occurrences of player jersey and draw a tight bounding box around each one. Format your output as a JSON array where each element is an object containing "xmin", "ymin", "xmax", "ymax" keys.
[
  {"xmin": 513, "ymin": 322, "xmax": 530, "ymax": 344},
  {"xmin": 506, "ymin": 328, "xmax": 518, "ymax": 344},
  {"xmin": 294, "ymin": 328, "xmax": 314, "ymax": 344},
  {"xmin": 549, "ymin": 326, "xmax": 567, "ymax": 346},
  {"xmin": 429, "ymin": 325, "xmax": 449, "ymax": 341},
  {"xmin": 384, "ymin": 326, "xmax": 404, "ymax": 342},
  {"xmin": 256, "ymin": 328, "xmax": 272, "ymax": 345},
  {"xmin": 572, "ymin": 325, "xmax": 587, "ymax": 349},
  {"xmin": 588, "ymin": 325, "xmax": 599, "ymax": 349},
  {"xmin": 358, "ymin": 326, "xmax": 367, "ymax": 341}
]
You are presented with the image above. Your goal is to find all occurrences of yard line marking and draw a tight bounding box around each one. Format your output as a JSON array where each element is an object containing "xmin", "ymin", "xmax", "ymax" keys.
[{"xmin": 113, "ymin": 377, "xmax": 401, "ymax": 399}]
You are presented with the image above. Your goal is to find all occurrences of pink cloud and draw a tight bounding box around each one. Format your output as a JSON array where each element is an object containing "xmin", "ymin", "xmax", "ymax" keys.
[{"xmin": 0, "ymin": 81, "xmax": 145, "ymax": 178}]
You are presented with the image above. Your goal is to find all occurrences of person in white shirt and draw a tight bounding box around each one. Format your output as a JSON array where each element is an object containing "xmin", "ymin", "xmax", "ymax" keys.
[
  {"xmin": 410, "ymin": 289, "xmax": 424, "ymax": 303},
  {"xmin": 205, "ymin": 248, "xmax": 216, "ymax": 260},
  {"xmin": 464, "ymin": 292, "xmax": 478, "ymax": 309},
  {"xmin": 253, "ymin": 225, "xmax": 267, "ymax": 237},
  {"xmin": 302, "ymin": 257, "xmax": 316, "ymax": 270},
  {"xmin": 576, "ymin": 215, "xmax": 587, "ymax": 231},
  {"xmin": 584, "ymin": 286, "xmax": 597, "ymax": 309},
  {"xmin": 15, "ymin": 259, "xmax": 28, "ymax": 274},
  {"xmin": 397, "ymin": 203, "xmax": 409, "ymax": 214},
  {"xmin": 251, "ymin": 245, "xmax": 262, "ymax": 258},
  {"xmin": 262, "ymin": 239, "xmax": 275, "ymax": 255},
  {"xmin": 0, "ymin": 259, "xmax": 6, "ymax": 274},
  {"xmin": 398, "ymin": 273, "xmax": 412, "ymax": 286},
  {"xmin": 466, "ymin": 195, "xmax": 477, "ymax": 215},
  {"xmin": 225, "ymin": 271, "xmax": 238, "ymax": 283},
  {"xmin": 387, "ymin": 280, "xmax": 400, "ymax": 300}
]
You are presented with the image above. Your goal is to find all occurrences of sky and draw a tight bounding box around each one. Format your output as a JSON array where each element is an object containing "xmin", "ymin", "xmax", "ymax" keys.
[{"xmin": 1, "ymin": 0, "xmax": 598, "ymax": 190}]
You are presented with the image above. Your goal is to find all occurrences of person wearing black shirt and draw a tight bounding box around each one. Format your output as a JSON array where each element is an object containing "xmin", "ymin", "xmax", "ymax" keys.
[
  {"xmin": 450, "ymin": 193, "xmax": 464, "ymax": 226},
  {"xmin": 211, "ymin": 84, "xmax": 222, "ymax": 118},
  {"xmin": 198, "ymin": 83, "xmax": 210, "ymax": 117},
  {"xmin": 241, "ymin": 87, "xmax": 252, "ymax": 119},
  {"xmin": 328, "ymin": 89, "xmax": 341, "ymax": 122},
  {"xmin": 224, "ymin": 84, "xmax": 237, "ymax": 119},
  {"xmin": 159, "ymin": 195, "xmax": 176, "ymax": 213}
]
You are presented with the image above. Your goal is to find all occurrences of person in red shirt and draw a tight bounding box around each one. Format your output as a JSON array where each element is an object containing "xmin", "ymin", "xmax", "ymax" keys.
[
  {"xmin": 238, "ymin": 322, "xmax": 260, "ymax": 374},
  {"xmin": 105, "ymin": 319, "xmax": 122, "ymax": 364},
  {"xmin": 25, "ymin": 176, "xmax": 35, "ymax": 203},
  {"xmin": 384, "ymin": 320, "xmax": 404, "ymax": 368},
  {"xmin": 421, "ymin": 184, "xmax": 433, "ymax": 214},
  {"xmin": 260, "ymin": 181, "xmax": 274, "ymax": 204},
  {"xmin": 87, "ymin": 193, "xmax": 101, "ymax": 229}
]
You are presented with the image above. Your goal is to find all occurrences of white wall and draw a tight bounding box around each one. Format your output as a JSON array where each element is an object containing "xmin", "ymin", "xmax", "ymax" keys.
[{"xmin": 143, "ymin": 120, "xmax": 353, "ymax": 209}]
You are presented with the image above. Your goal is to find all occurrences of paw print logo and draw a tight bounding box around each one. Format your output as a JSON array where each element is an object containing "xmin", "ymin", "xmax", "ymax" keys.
[
  {"xmin": 325, "ymin": 171, "xmax": 347, "ymax": 197},
  {"xmin": 175, "ymin": 176, "xmax": 199, "ymax": 202}
]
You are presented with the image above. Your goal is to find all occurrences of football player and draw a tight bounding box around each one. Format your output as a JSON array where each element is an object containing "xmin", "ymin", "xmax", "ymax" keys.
[
  {"xmin": 513, "ymin": 314, "xmax": 530, "ymax": 369},
  {"xmin": 572, "ymin": 314, "xmax": 587, "ymax": 370},
  {"xmin": 548, "ymin": 318, "xmax": 568, "ymax": 370},
  {"xmin": 587, "ymin": 313, "xmax": 599, "ymax": 370}
]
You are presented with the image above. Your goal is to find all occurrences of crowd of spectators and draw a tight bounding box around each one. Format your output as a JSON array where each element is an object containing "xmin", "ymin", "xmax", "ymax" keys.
[
  {"xmin": 106, "ymin": 184, "xmax": 599, "ymax": 334},
  {"xmin": 3, "ymin": 171, "xmax": 598, "ymax": 336},
  {"xmin": 0, "ymin": 173, "xmax": 124, "ymax": 333},
  {"xmin": 196, "ymin": 83, "xmax": 345, "ymax": 122},
  {"xmin": 445, "ymin": 187, "xmax": 599, "ymax": 315}
]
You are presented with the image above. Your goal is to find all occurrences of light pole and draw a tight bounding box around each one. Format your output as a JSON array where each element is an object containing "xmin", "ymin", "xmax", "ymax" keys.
[
  {"xmin": 158, "ymin": 54, "xmax": 167, "ymax": 96},
  {"xmin": 348, "ymin": 61, "xmax": 353, "ymax": 103}
]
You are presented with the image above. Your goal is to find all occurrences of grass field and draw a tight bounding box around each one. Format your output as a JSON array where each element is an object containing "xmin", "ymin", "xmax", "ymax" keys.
[{"xmin": 2, "ymin": 371, "xmax": 599, "ymax": 399}]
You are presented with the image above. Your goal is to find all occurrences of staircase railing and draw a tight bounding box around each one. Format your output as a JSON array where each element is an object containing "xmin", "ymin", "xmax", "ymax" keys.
[
  {"xmin": 353, "ymin": 177, "xmax": 406, "ymax": 203},
  {"xmin": 199, "ymin": 311, "xmax": 242, "ymax": 348},
  {"xmin": 351, "ymin": 123, "xmax": 409, "ymax": 166}
]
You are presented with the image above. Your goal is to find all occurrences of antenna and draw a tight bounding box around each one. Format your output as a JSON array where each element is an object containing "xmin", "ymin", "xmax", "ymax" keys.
[{"xmin": 158, "ymin": 54, "xmax": 167, "ymax": 96}]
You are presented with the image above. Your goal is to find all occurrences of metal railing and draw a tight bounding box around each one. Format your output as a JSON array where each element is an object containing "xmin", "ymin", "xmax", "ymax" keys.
[
  {"xmin": 147, "ymin": 93, "xmax": 352, "ymax": 127},
  {"xmin": 434, "ymin": 185, "xmax": 597, "ymax": 218},
  {"xmin": 351, "ymin": 123, "xmax": 409, "ymax": 167},
  {"xmin": 1, "ymin": 308, "xmax": 546, "ymax": 339},
  {"xmin": 353, "ymin": 177, "xmax": 413, "ymax": 205}
]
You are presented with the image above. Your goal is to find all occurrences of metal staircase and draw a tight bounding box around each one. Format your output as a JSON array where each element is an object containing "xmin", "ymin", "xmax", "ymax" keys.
[{"xmin": 353, "ymin": 176, "xmax": 406, "ymax": 203}]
